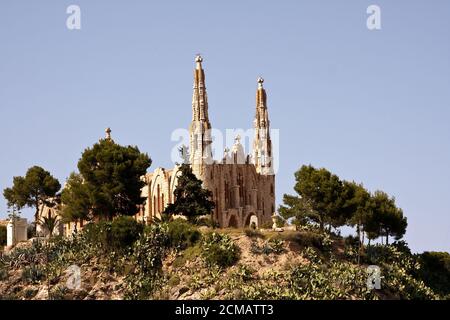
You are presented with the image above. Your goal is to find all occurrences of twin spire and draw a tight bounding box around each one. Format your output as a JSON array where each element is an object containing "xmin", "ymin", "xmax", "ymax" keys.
[
  {"xmin": 190, "ymin": 55, "xmax": 273, "ymax": 175},
  {"xmin": 192, "ymin": 54, "xmax": 210, "ymax": 122}
]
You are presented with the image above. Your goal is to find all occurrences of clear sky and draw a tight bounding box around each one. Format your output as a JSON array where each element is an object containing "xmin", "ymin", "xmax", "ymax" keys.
[{"xmin": 1, "ymin": 0, "xmax": 449, "ymax": 253}]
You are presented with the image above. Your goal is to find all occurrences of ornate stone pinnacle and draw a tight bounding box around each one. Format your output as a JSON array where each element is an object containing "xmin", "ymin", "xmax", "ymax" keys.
[
  {"xmin": 257, "ymin": 76, "xmax": 264, "ymax": 88},
  {"xmin": 195, "ymin": 54, "xmax": 203, "ymax": 63},
  {"xmin": 105, "ymin": 127, "xmax": 111, "ymax": 140}
]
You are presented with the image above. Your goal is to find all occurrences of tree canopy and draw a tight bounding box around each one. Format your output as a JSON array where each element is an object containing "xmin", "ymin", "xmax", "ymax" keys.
[
  {"xmin": 61, "ymin": 138, "xmax": 151, "ymax": 221},
  {"xmin": 3, "ymin": 166, "xmax": 61, "ymax": 223},
  {"xmin": 163, "ymin": 163, "xmax": 215, "ymax": 221},
  {"xmin": 280, "ymin": 164, "xmax": 407, "ymax": 245}
]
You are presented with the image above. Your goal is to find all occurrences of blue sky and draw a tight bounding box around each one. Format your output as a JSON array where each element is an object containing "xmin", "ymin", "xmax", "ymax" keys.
[{"xmin": 0, "ymin": 1, "xmax": 449, "ymax": 253}]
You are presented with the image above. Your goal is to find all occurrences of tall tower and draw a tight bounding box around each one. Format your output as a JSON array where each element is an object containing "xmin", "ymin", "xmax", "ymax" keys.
[
  {"xmin": 252, "ymin": 77, "xmax": 273, "ymax": 175},
  {"xmin": 189, "ymin": 55, "xmax": 213, "ymax": 178}
]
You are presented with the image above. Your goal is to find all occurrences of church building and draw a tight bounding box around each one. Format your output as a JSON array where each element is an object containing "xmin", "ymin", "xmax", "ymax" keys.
[{"xmin": 136, "ymin": 55, "xmax": 275, "ymax": 228}]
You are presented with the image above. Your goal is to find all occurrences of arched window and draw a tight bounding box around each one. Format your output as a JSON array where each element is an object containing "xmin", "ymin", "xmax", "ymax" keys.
[
  {"xmin": 157, "ymin": 184, "xmax": 161, "ymax": 213},
  {"xmin": 168, "ymin": 177, "xmax": 172, "ymax": 203}
]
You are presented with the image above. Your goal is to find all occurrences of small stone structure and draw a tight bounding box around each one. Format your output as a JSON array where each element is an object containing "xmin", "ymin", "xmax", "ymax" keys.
[
  {"xmin": 249, "ymin": 215, "xmax": 259, "ymax": 229},
  {"xmin": 7, "ymin": 218, "xmax": 28, "ymax": 247}
]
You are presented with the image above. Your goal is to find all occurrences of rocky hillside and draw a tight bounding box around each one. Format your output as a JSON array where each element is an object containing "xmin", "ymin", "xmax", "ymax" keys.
[{"xmin": 0, "ymin": 219, "xmax": 446, "ymax": 300}]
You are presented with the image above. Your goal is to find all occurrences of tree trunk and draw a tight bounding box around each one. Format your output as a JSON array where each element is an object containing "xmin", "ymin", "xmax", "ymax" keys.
[
  {"xmin": 356, "ymin": 224, "xmax": 361, "ymax": 265},
  {"xmin": 34, "ymin": 202, "xmax": 40, "ymax": 234}
]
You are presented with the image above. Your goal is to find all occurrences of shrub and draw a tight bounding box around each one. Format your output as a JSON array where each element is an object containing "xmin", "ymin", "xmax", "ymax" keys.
[
  {"xmin": 167, "ymin": 219, "xmax": 201, "ymax": 249},
  {"xmin": 0, "ymin": 267, "xmax": 7, "ymax": 281},
  {"xmin": 82, "ymin": 221, "xmax": 111, "ymax": 249},
  {"xmin": 83, "ymin": 217, "xmax": 143, "ymax": 253},
  {"xmin": 110, "ymin": 216, "xmax": 144, "ymax": 250},
  {"xmin": 268, "ymin": 238, "xmax": 285, "ymax": 254},
  {"xmin": 0, "ymin": 225, "xmax": 7, "ymax": 246},
  {"xmin": 251, "ymin": 238, "xmax": 285, "ymax": 255},
  {"xmin": 194, "ymin": 215, "xmax": 217, "ymax": 227},
  {"xmin": 274, "ymin": 215, "xmax": 285, "ymax": 228},
  {"xmin": 416, "ymin": 251, "xmax": 450, "ymax": 297},
  {"xmin": 202, "ymin": 232, "xmax": 240, "ymax": 268},
  {"xmin": 21, "ymin": 265, "xmax": 45, "ymax": 284},
  {"xmin": 124, "ymin": 223, "xmax": 170, "ymax": 299},
  {"xmin": 364, "ymin": 244, "xmax": 438, "ymax": 299},
  {"xmin": 289, "ymin": 249, "xmax": 376, "ymax": 300},
  {"xmin": 344, "ymin": 235, "xmax": 360, "ymax": 249},
  {"xmin": 27, "ymin": 223, "xmax": 36, "ymax": 239},
  {"xmin": 278, "ymin": 231, "xmax": 323, "ymax": 249},
  {"xmin": 235, "ymin": 264, "xmax": 256, "ymax": 281},
  {"xmin": 321, "ymin": 233, "xmax": 333, "ymax": 253},
  {"xmin": 172, "ymin": 244, "xmax": 202, "ymax": 268},
  {"xmin": 260, "ymin": 221, "xmax": 273, "ymax": 229},
  {"xmin": 244, "ymin": 228, "xmax": 265, "ymax": 239}
]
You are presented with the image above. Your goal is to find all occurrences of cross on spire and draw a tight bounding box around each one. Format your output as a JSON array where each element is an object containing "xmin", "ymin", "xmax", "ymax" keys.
[{"xmin": 105, "ymin": 127, "xmax": 112, "ymax": 140}]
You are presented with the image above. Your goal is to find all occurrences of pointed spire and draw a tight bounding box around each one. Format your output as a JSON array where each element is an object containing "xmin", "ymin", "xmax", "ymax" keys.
[
  {"xmin": 252, "ymin": 77, "xmax": 273, "ymax": 175},
  {"xmin": 192, "ymin": 54, "xmax": 210, "ymax": 122},
  {"xmin": 189, "ymin": 54, "xmax": 213, "ymax": 174},
  {"xmin": 255, "ymin": 76, "xmax": 269, "ymax": 128}
]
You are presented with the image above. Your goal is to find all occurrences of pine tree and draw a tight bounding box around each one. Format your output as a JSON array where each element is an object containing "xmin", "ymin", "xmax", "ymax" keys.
[{"xmin": 163, "ymin": 164, "xmax": 215, "ymax": 221}]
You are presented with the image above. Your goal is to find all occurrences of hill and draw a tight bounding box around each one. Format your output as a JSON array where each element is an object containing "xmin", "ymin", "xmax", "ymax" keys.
[{"xmin": 0, "ymin": 219, "xmax": 448, "ymax": 300}]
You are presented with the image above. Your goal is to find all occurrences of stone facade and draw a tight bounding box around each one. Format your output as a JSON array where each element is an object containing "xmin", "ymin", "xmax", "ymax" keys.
[
  {"xmin": 6, "ymin": 218, "xmax": 27, "ymax": 247},
  {"xmin": 138, "ymin": 56, "xmax": 275, "ymax": 228}
]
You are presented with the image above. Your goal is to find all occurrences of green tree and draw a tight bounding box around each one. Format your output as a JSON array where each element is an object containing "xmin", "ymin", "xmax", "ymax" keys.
[
  {"xmin": 279, "ymin": 165, "xmax": 346, "ymax": 231},
  {"xmin": 63, "ymin": 138, "xmax": 151, "ymax": 221},
  {"xmin": 279, "ymin": 194, "xmax": 313, "ymax": 227},
  {"xmin": 3, "ymin": 166, "xmax": 61, "ymax": 225},
  {"xmin": 163, "ymin": 164, "xmax": 215, "ymax": 222},
  {"xmin": 342, "ymin": 181, "xmax": 371, "ymax": 242},
  {"xmin": 365, "ymin": 191, "xmax": 407, "ymax": 245},
  {"xmin": 417, "ymin": 251, "xmax": 450, "ymax": 297},
  {"xmin": 60, "ymin": 173, "xmax": 92, "ymax": 223}
]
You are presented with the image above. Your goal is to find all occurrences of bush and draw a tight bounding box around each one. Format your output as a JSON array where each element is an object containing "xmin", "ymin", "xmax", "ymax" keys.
[
  {"xmin": 202, "ymin": 232, "xmax": 240, "ymax": 268},
  {"xmin": 82, "ymin": 221, "xmax": 111, "ymax": 249},
  {"xmin": 344, "ymin": 235, "xmax": 360, "ymax": 249},
  {"xmin": 251, "ymin": 238, "xmax": 285, "ymax": 255},
  {"xmin": 279, "ymin": 231, "xmax": 323, "ymax": 249},
  {"xmin": 0, "ymin": 225, "xmax": 6, "ymax": 246},
  {"xmin": 416, "ymin": 251, "xmax": 450, "ymax": 297},
  {"xmin": 83, "ymin": 217, "xmax": 143, "ymax": 252},
  {"xmin": 21, "ymin": 265, "xmax": 45, "ymax": 284},
  {"xmin": 260, "ymin": 221, "xmax": 273, "ymax": 229},
  {"xmin": 167, "ymin": 219, "xmax": 201, "ymax": 249},
  {"xmin": 27, "ymin": 223, "xmax": 36, "ymax": 239},
  {"xmin": 124, "ymin": 223, "xmax": 170, "ymax": 299},
  {"xmin": 194, "ymin": 215, "xmax": 218, "ymax": 228},
  {"xmin": 0, "ymin": 267, "xmax": 7, "ymax": 281},
  {"xmin": 110, "ymin": 216, "xmax": 144, "ymax": 250},
  {"xmin": 288, "ymin": 249, "xmax": 376, "ymax": 300},
  {"xmin": 364, "ymin": 244, "xmax": 438, "ymax": 299},
  {"xmin": 244, "ymin": 228, "xmax": 265, "ymax": 239}
]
